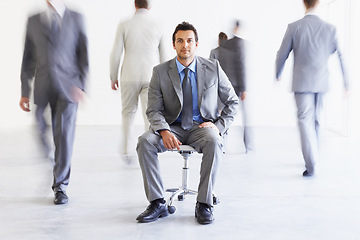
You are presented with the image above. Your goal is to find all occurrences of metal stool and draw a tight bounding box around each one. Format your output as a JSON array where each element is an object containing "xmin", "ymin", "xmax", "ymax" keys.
[{"xmin": 166, "ymin": 145, "xmax": 219, "ymax": 214}]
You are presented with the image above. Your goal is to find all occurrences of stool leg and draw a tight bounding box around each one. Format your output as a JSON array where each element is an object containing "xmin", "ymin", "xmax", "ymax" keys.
[
  {"xmin": 182, "ymin": 154, "xmax": 189, "ymax": 191},
  {"xmin": 166, "ymin": 149, "xmax": 199, "ymax": 214}
]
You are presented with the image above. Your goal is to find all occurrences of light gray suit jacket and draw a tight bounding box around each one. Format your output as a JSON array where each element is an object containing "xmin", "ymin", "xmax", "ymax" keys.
[
  {"xmin": 21, "ymin": 9, "xmax": 89, "ymax": 105},
  {"xmin": 147, "ymin": 56, "xmax": 239, "ymax": 136},
  {"xmin": 110, "ymin": 9, "xmax": 165, "ymax": 83},
  {"xmin": 276, "ymin": 14, "xmax": 348, "ymax": 92}
]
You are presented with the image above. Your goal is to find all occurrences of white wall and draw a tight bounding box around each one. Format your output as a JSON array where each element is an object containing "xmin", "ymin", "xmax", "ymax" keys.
[{"xmin": 1, "ymin": 0, "xmax": 357, "ymax": 134}]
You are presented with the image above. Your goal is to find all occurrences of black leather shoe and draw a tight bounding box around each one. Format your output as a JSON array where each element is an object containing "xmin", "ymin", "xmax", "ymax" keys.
[
  {"xmin": 303, "ymin": 170, "xmax": 314, "ymax": 177},
  {"xmin": 195, "ymin": 202, "xmax": 214, "ymax": 224},
  {"xmin": 136, "ymin": 200, "xmax": 169, "ymax": 223},
  {"xmin": 54, "ymin": 191, "xmax": 68, "ymax": 205}
]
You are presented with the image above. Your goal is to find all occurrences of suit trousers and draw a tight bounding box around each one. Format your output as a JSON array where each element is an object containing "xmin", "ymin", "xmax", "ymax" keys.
[
  {"xmin": 136, "ymin": 123, "xmax": 224, "ymax": 206},
  {"xmin": 35, "ymin": 105, "xmax": 52, "ymax": 157},
  {"xmin": 120, "ymin": 80, "xmax": 150, "ymax": 156},
  {"xmin": 37, "ymin": 95, "xmax": 78, "ymax": 193},
  {"xmin": 294, "ymin": 93, "xmax": 323, "ymax": 174}
]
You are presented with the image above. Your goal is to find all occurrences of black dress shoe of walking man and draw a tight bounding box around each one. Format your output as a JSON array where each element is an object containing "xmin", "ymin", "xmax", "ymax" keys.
[
  {"xmin": 54, "ymin": 191, "xmax": 68, "ymax": 205},
  {"xmin": 303, "ymin": 170, "xmax": 314, "ymax": 177},
  {"xmin": 136, "ymin": 199, "xmax": 169, "ymax": 223},
  {"xmin": 195, "ymin": 202, "xmax": 214, "ymax": 224}
]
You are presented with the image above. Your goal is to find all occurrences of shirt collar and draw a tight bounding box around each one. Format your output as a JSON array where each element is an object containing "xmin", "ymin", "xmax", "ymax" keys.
[
  {"xmin": 135, "ymin": 8, "xmax": 149, "ymax": 15},
  {"xmin": 47, "ymin": 0, "xmax": 66, "ymax": 19},
  {"xmin": 175, "ymin": 57, "xmax": 197, "ymax": 74},
  {"xmin": 305, "ymin": 8, "xmax": 318, "ymax": 16}
]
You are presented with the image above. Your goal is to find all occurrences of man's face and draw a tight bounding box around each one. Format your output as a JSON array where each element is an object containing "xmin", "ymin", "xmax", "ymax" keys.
[{"xmin": 173, "ymin": 30, "xmax": 198, "ymax": 62}]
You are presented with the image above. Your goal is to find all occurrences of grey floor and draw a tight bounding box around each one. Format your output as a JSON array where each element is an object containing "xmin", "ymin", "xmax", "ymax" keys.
[{"xmin": 1, "ymin": 125, "xmax": 360, "ymax": 240}]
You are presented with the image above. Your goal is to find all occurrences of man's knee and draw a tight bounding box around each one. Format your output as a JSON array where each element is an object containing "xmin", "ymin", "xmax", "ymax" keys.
[
  {"xmin": 136, "ymin": 131, "xmax": 161, "ymax": 152},
  {"xmin": 202, "ymin": 129, "xmax": 224, "ymax": 150}
]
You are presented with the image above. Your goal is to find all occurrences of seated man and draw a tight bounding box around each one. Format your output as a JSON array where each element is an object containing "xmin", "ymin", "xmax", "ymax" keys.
[{"xmin": 136, "ymin": 22, "xmax": 239, "ymax": 225}]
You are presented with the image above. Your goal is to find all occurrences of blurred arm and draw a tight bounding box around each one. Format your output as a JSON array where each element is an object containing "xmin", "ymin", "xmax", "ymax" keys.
[
  {"xmin": 240, "ymin": 91, "xmax": 246, "ymax": 101},
  {"xmin": 20, "ymin": 18, "xmax": 36, "ymax": 100},
  {"xmin": 275, "ymin": 25, "xmax": 293, "ymax": 80},
  {"xmin": 333, "ymin": 31, "xmax": 349, "ymax": 91},
  {"xmin": 19, "ymin": 97, "xmax": 30, "ymax": 112},
  {"xmin": 109, "ymin": 23, "xmax": 124, "ymax": 86},
  {"xmin": 76, "ymin": 14, "xmax": 89, "ymax": 92},
  {"xmin": 216, "ymin": 61, "xmax": 240, "ymax": 136}
]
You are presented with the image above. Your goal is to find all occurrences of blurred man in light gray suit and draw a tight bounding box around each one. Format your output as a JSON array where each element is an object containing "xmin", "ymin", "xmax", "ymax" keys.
[
  {"xmin": 275, "ymin": 0, "xmax": 348, "ymax": 177},
  {"xmin": 136, "ymin": 22, "xmax": 238, "ymax": 224},
  {"xmin": 20, "ymin": 0, "xmax": 88, "ymax": 204},
  {"xmin": 110, "ymin": 0, "xmax": 166, "ymax": 165}
]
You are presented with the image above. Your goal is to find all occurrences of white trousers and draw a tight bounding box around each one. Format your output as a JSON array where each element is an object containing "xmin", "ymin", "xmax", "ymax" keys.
[{"xmin": 120, "ymin": 80, "xmax": 150, "ymax": 156}]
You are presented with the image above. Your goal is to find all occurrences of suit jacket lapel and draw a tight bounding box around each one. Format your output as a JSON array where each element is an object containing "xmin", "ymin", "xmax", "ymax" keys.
[
  {"xmin": 39, "ymin": 12, "xmax": 52, "ymax": 42},
  {"xmin": 48, "ymin": 9, "xmax": 70, "ymax": 45},
  {"xmin": 52, "ymin": 9, "xmax": 69, "ymax": 45},
  {"xmin": 168, "ymin": 58, "xmax": 183, "ymax": 105}
]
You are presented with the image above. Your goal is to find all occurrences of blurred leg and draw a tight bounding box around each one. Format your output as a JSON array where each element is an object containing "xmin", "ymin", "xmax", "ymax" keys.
[
  {"xmin": 35, "ymin": 105, "xmax": 52, "ymax": 158},
  {"xmin": 295, "ymin": 93, "xmax": 318, "ymax": 174},
  {"xmin": 120, "ymin": 81, "xmax": 140, "ymax": 158},
  {"xmin": 51, "ymin": 99, "xmax": 78, "ymax": 193}
]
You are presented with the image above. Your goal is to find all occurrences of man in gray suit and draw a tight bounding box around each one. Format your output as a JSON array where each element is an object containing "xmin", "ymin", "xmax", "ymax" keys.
[
  {"xmin": 110, "ymin": 0, "xmax": 165, "ymax": 165},
  {"xmin": 136, "ymin": 22, "xmax": 239, "ymax": 224},
  {"xmin": 210, "ymin": 20, "xmax": 254, "ymax": 153},
  {"xmin": 276, "ymin": 0, "xmax": 348, "ymax": 177},
  {"xmin": 19, "ymin": 0, "xmax": 88, "ymax": 204}
]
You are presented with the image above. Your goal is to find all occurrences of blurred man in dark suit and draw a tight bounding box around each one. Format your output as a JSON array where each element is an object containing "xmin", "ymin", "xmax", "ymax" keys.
[{"xmin": 19, "ymin": 0, "xmax": 89, "ymax": 204}]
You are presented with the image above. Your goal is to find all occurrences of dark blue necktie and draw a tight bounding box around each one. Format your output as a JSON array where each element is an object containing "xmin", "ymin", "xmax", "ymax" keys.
[
  {"xmin": 181, "ymin": 68, "xmax": 193, "ymax": 130},
  {"xmin": 51, "ymin": 12, "xmax": 61, "ymax": 36}
]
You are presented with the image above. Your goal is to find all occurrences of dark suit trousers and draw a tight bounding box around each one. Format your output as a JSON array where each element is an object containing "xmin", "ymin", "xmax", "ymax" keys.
[{"xmin": 37, "ymin": 96, "xmax": 78, "ymax": 193}]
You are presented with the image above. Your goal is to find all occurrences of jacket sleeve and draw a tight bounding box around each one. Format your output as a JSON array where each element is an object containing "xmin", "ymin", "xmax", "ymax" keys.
[
  {"xmin": 76, "ymin": 14, "xmax": 89, "ymax": 91},
  {"xmin": 146, "ymin": 67, "xmax": 171, "ymax": 133},
  {"xmin": 215, "ymin": 61, "xmax": 239, "ymax": 135},
  {"xmin": 275, "ymin": 24, "xmax": 293, "ymax": 79},
  {"xmin": 20, "ymin": 18, "xmax": 36, "ymax": 98},
  {"xmin": 333, "ymin": 29, "xmax": 349, "ymax": 90},
  {"xmin": 109, "ymin": 22, "xmax": 125, "ymax": 82}
]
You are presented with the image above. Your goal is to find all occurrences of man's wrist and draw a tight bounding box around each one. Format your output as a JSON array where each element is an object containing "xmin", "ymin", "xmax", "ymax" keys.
[{"xmin": 158, "ymin": 129, "xmax": 169, "ymax": 136}]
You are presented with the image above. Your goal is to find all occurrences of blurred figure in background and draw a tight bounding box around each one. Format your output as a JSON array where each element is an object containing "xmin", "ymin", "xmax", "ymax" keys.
[
  {"xmin": 209, "ymin": 32, "xmax": 228, "ymax": 60},
  {"xmin": 19, "ymin": 0, "xmax": 89, "ymax": 204},
  {"xmin": 275, "ymin": 0, "xmax": 348, "ymax": 177},
  {"xmin": 110, "ymin": 0, "xmax": 166, "ymax": 165},
  {"xmin": 210, "ymin": 20, "xmax": 254, "ymax": 154}
]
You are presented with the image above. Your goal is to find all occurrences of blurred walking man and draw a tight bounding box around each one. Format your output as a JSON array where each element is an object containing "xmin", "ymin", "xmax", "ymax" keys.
[
  {"xmin": 20, "ymin": 0, "xmax": 88, "ymax": 204},
  {"xmin": 275, "ymin": 0, "xmax": 348, "ymax": 177},
  {"xmin": 110, "ymin": 0, "xmax": 166, "ymax": 165}
]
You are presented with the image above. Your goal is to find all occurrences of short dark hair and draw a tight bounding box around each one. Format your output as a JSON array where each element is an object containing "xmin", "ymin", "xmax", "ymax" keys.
[
  {"xmin": 172, "ymin": 21, "xmax": 199, "ymax": 43},
  {"xmin": 303, "ymin": 0, "xmax": 319, "ymax": 8},
  {"xmin": 218, "ymin": 32, "xmax": 228, "ymax": 41},
  {"xmin": 135, "ymin": 0, "xmax": 149, "ymax": 9}
]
